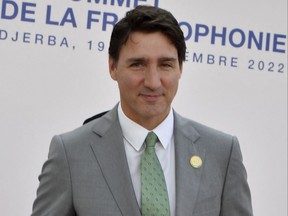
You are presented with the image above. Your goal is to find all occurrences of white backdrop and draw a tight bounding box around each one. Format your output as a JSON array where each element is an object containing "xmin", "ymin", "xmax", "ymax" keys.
[{"xmin": 0, "ymin": 0, "xmax": 287, "ymax": 215}]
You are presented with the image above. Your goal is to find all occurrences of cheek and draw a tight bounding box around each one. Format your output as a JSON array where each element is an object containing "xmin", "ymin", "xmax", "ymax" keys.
[
  {"xmin": 118, "ymin": 74, "xmax": 142, "ymax": 91},
  {"xmin": 162, "ymin": 75, "xmax": 180, "ymax": 90}
]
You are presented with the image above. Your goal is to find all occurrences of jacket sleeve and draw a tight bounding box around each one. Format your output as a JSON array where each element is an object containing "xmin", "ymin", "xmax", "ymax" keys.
[
  {"xmin": 31, "ymin": 135, "xmax": 76, "ymax": 216},
  {"xmin": 220, "ymin": 136, "xmax": 253, "ymax": 216}
]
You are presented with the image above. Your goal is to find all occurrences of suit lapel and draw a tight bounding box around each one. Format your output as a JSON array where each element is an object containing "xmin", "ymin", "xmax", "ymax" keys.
[
  {"xmin": 89, "ymin": 107, "xmax": 141, "ymax": 216},
  {"xmin": 174, "ymin": 112, "xmax": 206, "ymax": 215}
]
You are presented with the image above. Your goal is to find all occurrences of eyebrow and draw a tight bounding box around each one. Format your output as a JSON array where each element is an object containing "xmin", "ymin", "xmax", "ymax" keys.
[
  {"xmin": 126, "ymin": 57, "xmax": 178, "ymax": 63},
  {"xmin": 126, "ymin": 57, "xmax": 146, "ymax": 63},
  {"xmin": 159, "ymin": 57, "xmax": 178, "ymax": 62}
]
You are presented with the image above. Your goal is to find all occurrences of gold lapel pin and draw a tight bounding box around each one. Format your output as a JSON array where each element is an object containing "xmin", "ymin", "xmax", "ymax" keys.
[{"xmin": 190, "ymin": 155, "xmax": 202, "ymax": 168}]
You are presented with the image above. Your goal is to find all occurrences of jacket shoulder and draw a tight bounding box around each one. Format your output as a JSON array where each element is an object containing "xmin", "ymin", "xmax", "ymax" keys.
[
  {"xmin": 57, "ymin": 108, "xmax": 118, "ymax": 148},
  {"xmin": 174, "ymin": 112, "xmax": 234, "ymax": 144}
]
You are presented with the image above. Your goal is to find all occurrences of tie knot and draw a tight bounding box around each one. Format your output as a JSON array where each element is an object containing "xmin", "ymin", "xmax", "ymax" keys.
[{"xmin": 145, "ymin": 132, "xmax": 158, "ymax": 148}]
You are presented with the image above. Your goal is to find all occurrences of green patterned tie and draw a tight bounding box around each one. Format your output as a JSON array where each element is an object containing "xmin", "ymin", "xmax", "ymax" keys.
[{"xmin": 141, "ymin": 132, "xmax": 170, "ymax": 216}]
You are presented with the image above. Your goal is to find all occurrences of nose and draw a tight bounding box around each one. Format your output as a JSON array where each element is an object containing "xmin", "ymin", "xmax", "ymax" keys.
[{"xmin": 143, "ymin": 65, "xmax": 161, "ymax": 90}]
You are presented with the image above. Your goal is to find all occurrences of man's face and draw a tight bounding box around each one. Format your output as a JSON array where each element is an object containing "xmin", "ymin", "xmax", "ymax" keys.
[{"xmin": 109, "ymin": 31, "xmax": 182, "ymax": 129}]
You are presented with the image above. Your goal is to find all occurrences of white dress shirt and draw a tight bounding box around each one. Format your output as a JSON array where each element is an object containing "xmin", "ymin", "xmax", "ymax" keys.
[{"xmin": 118, "ymin": 104, "xmax": 176, "ymax": 216}]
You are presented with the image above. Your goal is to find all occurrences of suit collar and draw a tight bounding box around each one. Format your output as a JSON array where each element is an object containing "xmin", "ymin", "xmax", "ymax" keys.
[
  {"xmin": 90, "ymin": 105, "xmax": 142, "ymax": 216},
  {"xmin": 173, "ymin": 110, "xmax": 200, "ymax": 143},
  {"xmin": 174, "ymin": 111, "xmax": 206, "ymax": 215},
  {"xmin": 91, "ymin": 105, "xmax": 119, "ymax": 137}
]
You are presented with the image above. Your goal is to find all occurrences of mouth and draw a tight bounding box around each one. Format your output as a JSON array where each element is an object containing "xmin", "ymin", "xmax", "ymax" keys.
[{"xmin": 140, "ymin": 94, "xmax": 162, "ymax": 102}]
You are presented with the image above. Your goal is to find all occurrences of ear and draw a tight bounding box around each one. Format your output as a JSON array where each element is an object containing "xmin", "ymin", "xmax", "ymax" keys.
[{"xmin": 109, "ymin": 56, "xmax": 117, "ymax": 80}]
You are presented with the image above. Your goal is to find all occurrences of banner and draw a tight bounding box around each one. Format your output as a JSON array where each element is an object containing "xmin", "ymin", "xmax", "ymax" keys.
[{"xmin": 0, "ymin": 0, "xmax": 286, "ymax": 215}]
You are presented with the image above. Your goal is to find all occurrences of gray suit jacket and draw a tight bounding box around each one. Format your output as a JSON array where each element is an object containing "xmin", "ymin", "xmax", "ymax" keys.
[{"xmin": 32, "ymin": 105, "xmax": 253, "ymax": 216}]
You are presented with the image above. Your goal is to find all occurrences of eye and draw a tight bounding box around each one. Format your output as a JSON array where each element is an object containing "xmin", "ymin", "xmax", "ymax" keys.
[
  {"xmin": 159, "ymin": 58, "xmax": 177, "ymax": 69},
  {"xmin": 161, "ymin": 63, "xmax": 172, "ymax": 67},
  {"xmin": 129, "ymin": 61, "xmax": 145, "ymax": 70},
  {"xmin": 130, "ymin": 62, "xmax": 141, "ymax": 68},
  {"xmin": 160, "ymin": 62, "xmax": 174, "ymax": 69}
]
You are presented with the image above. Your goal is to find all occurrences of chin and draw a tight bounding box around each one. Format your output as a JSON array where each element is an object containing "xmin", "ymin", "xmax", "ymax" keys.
[{"xmin": 140, "ymin": 105, "xmax": 168, "ymax": 118}]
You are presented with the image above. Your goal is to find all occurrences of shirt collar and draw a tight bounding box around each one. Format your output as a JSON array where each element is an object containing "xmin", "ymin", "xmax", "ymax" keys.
[{"xmin": 118, "ymin": 104, "xmax": 174, "ymax": 152}]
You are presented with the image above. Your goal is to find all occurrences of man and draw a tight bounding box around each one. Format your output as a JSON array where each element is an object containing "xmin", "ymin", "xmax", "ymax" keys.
[{"xmin": 32, "ymin": 5, "xmax": 253, "ymax": 216}]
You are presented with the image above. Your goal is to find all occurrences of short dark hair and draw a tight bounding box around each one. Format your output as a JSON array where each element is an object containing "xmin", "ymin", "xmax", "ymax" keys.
[{"xmin": 108, "ymin": 6, "xmax": 186, "ymax": 65}]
